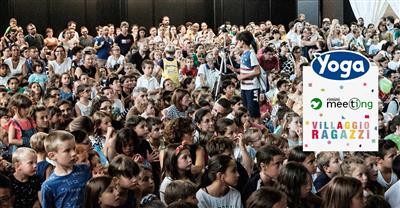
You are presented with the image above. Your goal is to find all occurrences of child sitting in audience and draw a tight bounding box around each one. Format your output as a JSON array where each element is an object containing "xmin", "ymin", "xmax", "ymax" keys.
[
  {"xmin": 377, "ymin": 140, "xmax": 398, "ymax": 190},
  {"xmin": 10, "ymin": 147, "xmax": 41, "ymax": 208},
  {"xmin": 164, "ymin": 180, "xmax": 198, "ymax": 206},
  {"xmin": 314, "ymin": 151, "xmax": 341, "ymax": 192},
  {"xmin": 29, "ymin": 132, "xmax": 53, "ymax": 183},
  {"xmin": 41, "ymin": 130, "xmax": 91, "ymax": 207}
]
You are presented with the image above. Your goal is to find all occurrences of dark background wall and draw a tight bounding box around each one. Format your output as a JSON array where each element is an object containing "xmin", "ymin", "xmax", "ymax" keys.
[{"xmin": 0, "ymin": 0, "xmax": 297, "ymax": 36}]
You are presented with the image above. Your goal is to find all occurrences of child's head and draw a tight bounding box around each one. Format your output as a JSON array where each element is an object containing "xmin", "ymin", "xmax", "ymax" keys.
[
  {"xmin": 146, "ymin": 117, "xmax": 163, "ymax": 140},
  {"xmin": 9, "ymin": 18, "xmax": 17, "ymax": 26},
  {"xmin": 0, "ymin": 64, "xmax": 10, "ymax": 77},
  {"xmin": 30, "ymin": 132, "xmax": 48, "ymax": 154},
  {"xmin": 44, "ymin": 130, "xmax": 76, "ymax": 168},
  {"xmin": 278, "ymin": 162, "xmax": 312, "ymax": 205},
  {"xmin": 7, "ymin": 77, "xmax": 19, "ymax": 92},
  {"xmin": 84, "ymin": 176, "xmax": 128, "ymax": 208},
  {"xmin": 31, "ymin": 105, "xmax": 48, "ymax": 131},
  {"xmin": 115, "ymin": 128, "xmax": 139, "ymax": 157},
  {"xmin": 142, "ymin": 59, "xmax": 154, "ymax": 76},
  {"xmin": 276, "ymin": 91, "xmax": 288, "ymax": 106},
  {"xmin": 61, "ymin": 72, "xmax": 72, "ymax": 86},
  {"xmin": 276, "ymin": 79, "xmax": 290, "ymax": 92},
  {"xmin": 246, "ymin": 187, "xmax": 287, "ymax": 208},
  {"xmin": 138, "ymin": 166, "xmax": 155, "ymax": 195},
  {"xmin": 71, "ymin": 130, "xmax": 91, "ymax": 154},
  {"xmin": 340, "ymin": 155, "xmax": 369, "ymax": 188},
  {"xmin": 365, "ymin": 195, "xmax": 391, "ymax": 208},
  {"xmin": 162, "ymin": 144, "xmax": 192, "ymax": 180},
  {"xmin": 283, "ymin": 112, "xmax": 302, "ymax": 133},
  {"xmin": 287, "ymin": 145, "xmax": 316, "ymax": 174},
  {"xmin": 206, "ymin": 136, "xmax": 235, "ymax": 157},
  {"xmin": 200, "ymin": 154, "xmax": 238, "ymax": 188},
  {"xmin": 163, "ymin": 117, "xmax": 194, "ymax": 144},
  {"xmin": 93, "ymin": 111, "xmax": 112, "ymax": 136},
  {"xmin": 9, "ymin": 93, "xmax": 32, "ymax": 116},
  {"xmin": 244, "ymin": 127, "xmax": 263, "ymax": 149},
  {"xmin": 355, "ymin": 152, "xmax": 379, "ymax": 182},
  {"xmin": 0, "ymin": 107, "xmax": 10, "ymax": 127},
  {"xmin": 126, "ymin": 115, "xmax": 149, "ymax": 138},
  {"xmin": 377, "ymin": 140, "xmax": 397, "ymax": 170},
  {"xmin": 316, "ymin": 151, "xmax": 341, "ymax": 178},
  {"xmin": 321, "ymin": 176, "xmax": 364, "ymax": 208},
  {"xmin": 32, "ymin": 61, "xmax": 43, "ymax": 74},
  {"xmin": 12, "ymin": 147, "xmax": 37, "ymax": 177},
  {"xmin": 76, "ymin": 84, "xmax": 91, "ymax": 99},
  {"xmin": 0, "ymin": 174, "xmax": 13, "ymax": 207},
  {"xmin": 265, "ymin": 134, "xmax": 289, "ymax": 157},
  {"xmin": 79, "ymin": 73, "xmax": 89, "ymax": 84},
  {"xmin": 184, "ymin": 57, "xmax": 194, "ymax": 68},
  {"xmin": 256, "ymin": 145, "xmax": 285, "ymax": 179},
  {"xmin": 222, "ymin": 80, "xmax": 235, "ymax": 97},
  {"xmin": 47, "ymin": 106, "xmax": 62, "ymax": 128},
  {"xmin": 230, "ymin": 96, "xmax": 242, "ymax": 113},
  {"xmin": 215, "ymin": 118, "xmax": 237, "ymax": 138},
  {"xmin": 108, "ymin": 155, "xmax": 140, "ymax": 190},
  {"xmin": 164, "ymin": 180, "xmax": 198, "ymax": 205},
  {"xmin": 68, "ymin": 116, "xmax": 94, "ymax": 135}
]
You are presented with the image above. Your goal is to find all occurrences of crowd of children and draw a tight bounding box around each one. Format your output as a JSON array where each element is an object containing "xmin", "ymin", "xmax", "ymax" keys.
[{"xmin": 0, "ymin": 13, "xmax": 400, "ymax": 208}]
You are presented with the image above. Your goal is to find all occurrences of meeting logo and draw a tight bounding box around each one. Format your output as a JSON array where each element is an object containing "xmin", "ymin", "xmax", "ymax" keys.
[
  {"xmin": 310, "ymin": 98, "xmax": 323, "ymax": 110},
  {"xmin": 311, "ymin": 50, "xmax": 370, "ymax": 80},
  {"xmin": 311, "ymin": 97, "xmax": 373, "ymax": 110}
]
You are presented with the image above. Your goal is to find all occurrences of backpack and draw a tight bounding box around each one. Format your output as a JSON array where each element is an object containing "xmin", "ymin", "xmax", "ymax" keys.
[
  {"xmin": 257, "ymin": 66, "xmax": 269, "ymax": 94},
  {"xmin": 383, "ymin": 97, "xmax": 399, "ymax": 115}
]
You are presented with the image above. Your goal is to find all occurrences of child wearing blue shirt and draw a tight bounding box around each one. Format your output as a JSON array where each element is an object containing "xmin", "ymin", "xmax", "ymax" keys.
[
  {"xmin": 41, "ymin": 130, "xmax": 91, "ymax": 208},
  {"xmin": 28, "ymin": 62, "xmax": 48, "ymax": 89}
]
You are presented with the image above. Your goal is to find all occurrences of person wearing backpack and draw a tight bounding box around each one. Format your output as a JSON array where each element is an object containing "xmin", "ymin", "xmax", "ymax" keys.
[{"xmin": 386, "ymin": 88, "xmax": 400, "ymax": 116}]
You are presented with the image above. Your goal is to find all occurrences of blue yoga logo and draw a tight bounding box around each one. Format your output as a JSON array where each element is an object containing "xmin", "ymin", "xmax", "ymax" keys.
[{"xmin": 311, "ymin": 50, "xmax": 370, "ymax": 80}]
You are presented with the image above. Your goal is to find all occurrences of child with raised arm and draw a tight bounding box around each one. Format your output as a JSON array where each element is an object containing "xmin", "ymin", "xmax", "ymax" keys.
[{"xmin": 40, "ymin": 130, "xmax": 91, "ymax": 207}]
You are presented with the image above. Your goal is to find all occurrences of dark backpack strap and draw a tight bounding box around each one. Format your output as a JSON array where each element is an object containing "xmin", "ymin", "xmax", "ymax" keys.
[{"xmin": 11, "ymin": 118, "xmax": 23, "ymax": 130}]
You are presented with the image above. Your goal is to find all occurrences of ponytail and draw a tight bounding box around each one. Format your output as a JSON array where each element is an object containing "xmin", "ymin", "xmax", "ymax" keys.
[{"xmin": 199, "ymin": 154, "xmax": 233, "ymax": 188}]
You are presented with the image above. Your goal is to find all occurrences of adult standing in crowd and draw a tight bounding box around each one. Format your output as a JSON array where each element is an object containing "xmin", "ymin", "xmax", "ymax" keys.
[
  {"xmin": 114, "ymin": 21, "xmax": 134, "ymax": 56},
  {"xmin": 79, "ymin": 26, "xmax": 94, "ymax": 48},
  {"xmin": 24, "ymin": 23, "xmax": 44, "ymax": 50}
]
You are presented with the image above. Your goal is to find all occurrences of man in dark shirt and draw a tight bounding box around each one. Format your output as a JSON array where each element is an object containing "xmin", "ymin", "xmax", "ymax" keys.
[
  {"xmin": 130, "ymin": 42, "xmax": 149, "ymax": 74},
  {"xmin": 24, "ymin": 23, "xmax": 44, "ymax": 50},
  {"xmin": 115, "ymin": 21, "xmax": 134, "ymax": 56}
]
